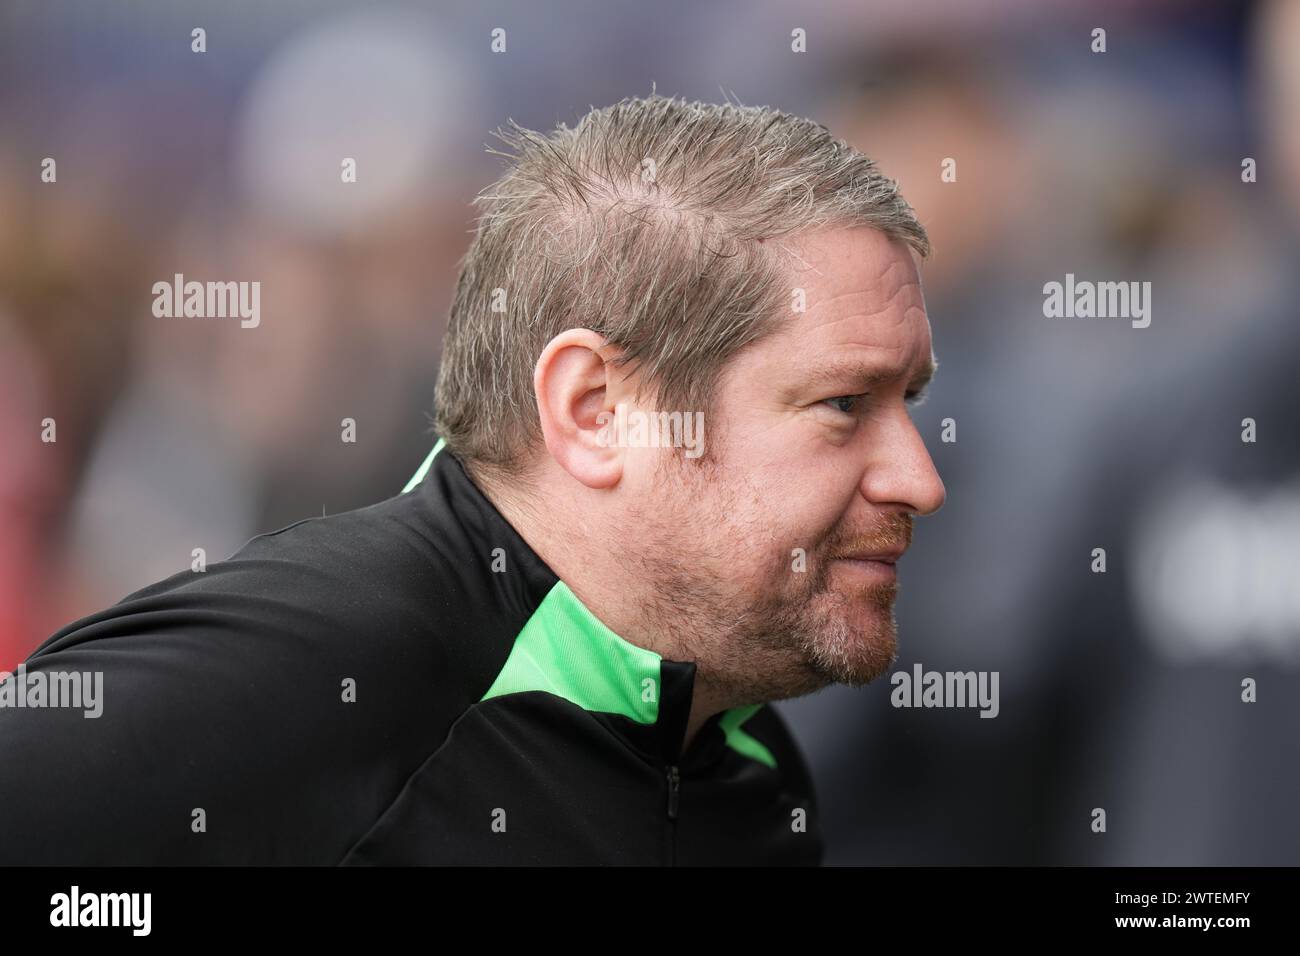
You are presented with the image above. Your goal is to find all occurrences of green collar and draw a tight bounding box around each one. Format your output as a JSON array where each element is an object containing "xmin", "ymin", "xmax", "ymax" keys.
[{"xmin": 403, "ymin": 440, "xmax": 775, "ymax": 769}]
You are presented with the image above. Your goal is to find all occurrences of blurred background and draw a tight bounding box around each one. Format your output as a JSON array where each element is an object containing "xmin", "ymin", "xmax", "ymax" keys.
[{"xmin": 1, "ymin": 0, "xmax": 1296, "ymax": 864}]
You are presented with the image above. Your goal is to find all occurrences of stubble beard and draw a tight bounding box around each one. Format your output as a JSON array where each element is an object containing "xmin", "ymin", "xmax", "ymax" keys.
[{"xmin": 623, "ymin": 451, "xmax": 903, "ymax": 706}]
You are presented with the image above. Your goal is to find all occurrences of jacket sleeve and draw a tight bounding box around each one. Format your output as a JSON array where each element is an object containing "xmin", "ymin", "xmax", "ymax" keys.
[{"xmin": 0, "ymin": 535, "xmax": 451, "ymax": 865}]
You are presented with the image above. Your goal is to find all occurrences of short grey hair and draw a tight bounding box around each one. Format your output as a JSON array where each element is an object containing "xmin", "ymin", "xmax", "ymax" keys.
[{"xmin": 434, "ymin": 93, "xmax": 929, "ymax": 479}]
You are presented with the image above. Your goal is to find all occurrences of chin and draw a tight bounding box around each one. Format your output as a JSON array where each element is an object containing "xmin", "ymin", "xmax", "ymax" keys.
[{"xmin": 802, "ymin": 596, "xmax": 899, "ymax": 687}]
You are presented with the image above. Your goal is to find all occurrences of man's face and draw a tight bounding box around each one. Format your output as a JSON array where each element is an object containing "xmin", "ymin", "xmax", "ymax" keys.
[{"xmin": 619, "ymin": 225, "xmax": 945, "ymax": 702}]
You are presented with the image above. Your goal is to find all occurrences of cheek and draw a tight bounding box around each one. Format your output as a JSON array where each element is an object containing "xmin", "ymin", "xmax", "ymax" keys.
[
  {"xmin": 777, "ymin": 453, "xmax": 863, "ymax": 525},
  {"xmin": 740, "ymin": 462, "xmax": 861, "ymax": 565},
  {"xmin": 682, "ymin": 424, "xmax": 862, "ymax": 557}
]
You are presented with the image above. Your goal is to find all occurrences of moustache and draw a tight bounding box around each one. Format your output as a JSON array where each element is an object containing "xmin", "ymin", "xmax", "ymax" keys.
[{"xmin": 829, "ymin": 512, "xmax": 913, "ymax": 562}]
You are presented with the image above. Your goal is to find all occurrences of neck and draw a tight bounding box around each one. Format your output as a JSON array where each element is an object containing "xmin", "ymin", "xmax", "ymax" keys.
[{"xmin": 477, "ymin": 470, "xmax": 729, "ymax": 753}]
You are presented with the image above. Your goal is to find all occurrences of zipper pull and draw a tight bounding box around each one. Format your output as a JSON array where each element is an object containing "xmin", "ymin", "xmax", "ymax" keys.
[{"xmin": 665, "ymin": 764, "xmax": 680, "ymax": 820}]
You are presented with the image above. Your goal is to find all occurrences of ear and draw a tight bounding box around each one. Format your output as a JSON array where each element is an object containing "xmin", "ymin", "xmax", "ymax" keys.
[{"xmin": 533, "ymin": 328, "xmax": 624, "ymax": 489}]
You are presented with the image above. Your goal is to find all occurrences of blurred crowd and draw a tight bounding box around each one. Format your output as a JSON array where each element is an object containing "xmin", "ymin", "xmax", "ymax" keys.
[{"xmin": 1, "ymin": 0, "xmax": 1296, "ymax": 864}]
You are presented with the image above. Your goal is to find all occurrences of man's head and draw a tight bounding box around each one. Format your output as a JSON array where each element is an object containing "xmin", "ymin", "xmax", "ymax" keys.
[{"xmin": 435, "ymin": 94, "xmax": 944, "ymax": 708}]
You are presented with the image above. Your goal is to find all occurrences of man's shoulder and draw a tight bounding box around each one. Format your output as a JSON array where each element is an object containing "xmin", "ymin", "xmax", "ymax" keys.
[
  {"xmin": 45, "ymin": 490, "xmax": 467, "ymax": 665},
  {"xmin": 3, "ymin": 486, "xmax": 533, "ymax": 868},
  {"xmin": 2, "ymin": 486, "xmax": 539, "ymax": 863},
  {"xmin": 31, "ymin": 485, "xmax": 529, "ymax": 746},
  {"xmin": 198, "ymin": 491, "xmax": 463, "ymax": 645}
]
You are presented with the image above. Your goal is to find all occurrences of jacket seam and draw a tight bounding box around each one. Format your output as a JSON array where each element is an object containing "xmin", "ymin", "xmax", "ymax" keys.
[{"xmin": 334, "ymin": 700, "xmax": 485, "ymax": 865}]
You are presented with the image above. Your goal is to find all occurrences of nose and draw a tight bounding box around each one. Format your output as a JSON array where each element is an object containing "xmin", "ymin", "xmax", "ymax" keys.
[{"xmin": 859, "ymin": 412, "xmax": 946, "ymax": 516}]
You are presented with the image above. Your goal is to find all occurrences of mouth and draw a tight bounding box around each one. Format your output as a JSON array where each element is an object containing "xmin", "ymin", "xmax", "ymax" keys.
[
  {"xmin": 833, "ymin": 554, "xmax": 901, "ymax": 583},
  {"xmin": 837, "ymin": 546, "xmax": 906, "ymax": 565}
]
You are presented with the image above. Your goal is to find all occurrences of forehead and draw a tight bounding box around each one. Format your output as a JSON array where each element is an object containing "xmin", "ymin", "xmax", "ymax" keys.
[{"xmin": 759, "ymin": 226, "xmax": 933, "ymax": 371}]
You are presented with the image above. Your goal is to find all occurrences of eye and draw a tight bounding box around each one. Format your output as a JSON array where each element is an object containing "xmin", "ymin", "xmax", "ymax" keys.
[{"xmin": 822, "ymin": 394, "xmax": 865, "ymax": 415}]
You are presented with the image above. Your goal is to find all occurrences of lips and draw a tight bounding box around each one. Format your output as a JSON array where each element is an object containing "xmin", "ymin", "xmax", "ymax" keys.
[
  {"xmin": 838, "ymin": 548, "xmax": 906, "ymax": 565},
  {"xmin": 833, "ymin": 553, "xmax": 901, "ymax": 585}
]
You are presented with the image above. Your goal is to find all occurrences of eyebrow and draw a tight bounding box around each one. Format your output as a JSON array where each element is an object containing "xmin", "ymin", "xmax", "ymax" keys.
[{"xmin": 805, "ymin": 354, "xmax": 938, "ymax": 394}]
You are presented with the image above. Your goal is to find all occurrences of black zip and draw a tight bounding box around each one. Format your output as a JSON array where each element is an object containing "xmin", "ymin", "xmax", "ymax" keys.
[
  {"xmin": 664, "ymin": 763, "xmax": 680, "ymax": 865},
  {"xmin": 665, "ymin": 764, "xmax": 680, "ymax": 820}
]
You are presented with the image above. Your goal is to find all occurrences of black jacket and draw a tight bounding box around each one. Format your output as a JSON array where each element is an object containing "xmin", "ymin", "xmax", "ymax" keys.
[{"xmin": 0, "ymin": 442, "xmax": 823, "ymax": 865}]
